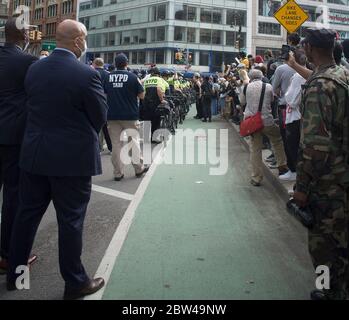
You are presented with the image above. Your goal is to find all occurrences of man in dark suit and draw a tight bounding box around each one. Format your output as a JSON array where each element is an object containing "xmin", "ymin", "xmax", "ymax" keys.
[
  {"xmin": 0, "ymin": 18, "xmax": 38, "ymax": 274},
  {"xmin": 92, "ymin": 57, "xmax": 112, "ymax": 153},
  {"xmin": 7, "ymin": 19, "xmax": 108, "ymax": 300}
]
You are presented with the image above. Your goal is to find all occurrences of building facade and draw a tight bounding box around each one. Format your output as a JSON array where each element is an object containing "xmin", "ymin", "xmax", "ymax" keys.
[
  {"xmin": 9, "ymin": 0, "xmax": 76, "ymax": 42},
  {"xmin": 79, "ymin": 0, "xmax": 252, "ymax": 72},
  {"xmin": 252, "ymin": 0, "xmax": 349, "ymax": 57},
  {"xmin": 0, "ymin": 0, "xmax": 9, "ymax": 45}
]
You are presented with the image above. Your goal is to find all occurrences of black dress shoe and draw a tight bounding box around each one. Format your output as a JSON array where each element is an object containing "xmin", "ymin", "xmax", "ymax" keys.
[
  {"xmin": 136, "ymin": 166, "xmax": 149, "ymax": 178},
  {"xmin": 114, "ymin": 174, "xmax": 124, "ymax": 181},
  {"xmin": 0, "ymin": 254, "xmax": 37, "ymax": 275},
  {"xmin": 6, "ymin": 281, "xmax": 16, "ymax": 291},
  {"xmin": 63, "ymin": 278, "xmax": 105, "ymax": 300},
  {"xmin": 310, "ymin": 290, "xmax": 330, "ymax": 300}
]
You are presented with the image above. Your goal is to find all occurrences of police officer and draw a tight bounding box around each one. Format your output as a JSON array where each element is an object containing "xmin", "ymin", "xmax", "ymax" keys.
[
  {"xmin": 0, "ymin": 18, "xmax": 38, "ymax": 273},
  {"xmin": 161, "ymin": 69, "xmax": 171, "ymax": 95},
  {"xmin": 293, "ymin": 28, "xmax": 349, "ymax": 300},
  {"xmin": 143, "ymin": 67, "xmax": 168, "ymax": 141},
  {"xmin": 103, "ymin": 53, "xmax": 148, "ymax": 181}
]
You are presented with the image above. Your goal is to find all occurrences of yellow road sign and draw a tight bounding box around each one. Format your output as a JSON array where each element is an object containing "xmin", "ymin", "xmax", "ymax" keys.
[{"xmin": 274, "ymin": 0, "xmax": 309, "ymax": 33}]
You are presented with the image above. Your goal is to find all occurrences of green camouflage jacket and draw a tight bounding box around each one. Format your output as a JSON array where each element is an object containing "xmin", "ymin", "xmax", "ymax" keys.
[{"xmin": 296, "ymin": 64, "xmax": 349, "ymax": 194}]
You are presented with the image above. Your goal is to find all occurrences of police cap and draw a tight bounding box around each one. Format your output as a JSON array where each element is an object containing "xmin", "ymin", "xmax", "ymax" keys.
[
  {"xmin": 303, "ymin": 28, "xmax": 337, "ymax": 49},
  {"xmin": 115, "ymin": 53, "xmax": 128, "ymax": 67}
]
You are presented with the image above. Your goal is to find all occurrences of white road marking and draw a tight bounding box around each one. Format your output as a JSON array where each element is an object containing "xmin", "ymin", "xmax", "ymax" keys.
[
  {"xmin": 92, "ymin": 184, "xmax": 134, "ymax": 201},
  {"xmin": 84, "ymin": 142, "xmax": 169, "ymax": 300}
]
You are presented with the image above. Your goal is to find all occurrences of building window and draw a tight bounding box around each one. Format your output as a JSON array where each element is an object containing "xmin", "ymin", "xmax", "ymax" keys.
[
  {"xmin": 258, "ymin": 0, "xmax": 281, "ymax": 17},
  {"xmin": 34, "ymin": 8, "xmax": 44, "ymax": 20},
  {"xmin": 227, "ymin": 9, "xmax": 247, "ymax": 27},
  {"xmin": 199, "ymin": 51, "xmax": 209, "ymax": 66},
  {"xmin": 151, "ymin": 27, "xmax": 166, "ymax": 42},
  {"xmin": 174, "ymin": 26, "xmax": 186, "ymax": 42},
  {"xmin": 138, "ymin": 51, "xmax": 146, "ymax": 64},
  {"xmin": 212, "ymin": 30, "xmax": 222, "ymax": 45},
  {"xmin": 200, "ymin": 8, "xmax": 212, "ymax": 23},
  {"xmin": 187, "ymin": 28, "xmax": 196, "ymax": 43},
  {"xmin": 212, "ymin": 9, "xmax": 222, "ymax": 24},
  {"xmin": 62, "ymin": 0, "xmax": 74, "ymax": 15},
  {"xmin": 200, "ymin": 29, "xmax": 211, "ymax": 44},
  {"xmin": 174, "ymin": 4, "xmax": 197, "ymax": 21},
  {"xmin": 258, "ymin": 22, "xmax": 281, "ymax": 35},
  {"xmin": 46, "ymin": 22, "xmax": 57, "ymax": 36},
  {"xmin": 155, "ymin": 50, "xmax": 165, "ymax": 64},
  {"xmin": 151, "ymin": 4, "xmax": 167, "ymax": 21},
  {"xmin": 47, "ymin": 4, "xmax": 58, "ymax": 18},
  {"xmin": 328, "ymin": 0, "xmax": 349, "ymax": 5}
]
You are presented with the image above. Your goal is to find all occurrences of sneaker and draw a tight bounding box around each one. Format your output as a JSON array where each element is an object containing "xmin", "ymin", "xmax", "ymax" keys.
[
  {"xmin": 264, "ymin": 154, "xmax": 275, "ymax": 163},
  {"xmin": 250, "ymin": 179, "xmax": 261, "ymax": 187},
  {"xmin": 288, "ymin": 189, "xmax": 295, "ymax": 197},
  {"xmin": 114, "ymin": 174, "xmax": 124, "ymax": 181},
  {"xmin": 279, "ymin": 170, "xmax": 297, "ymax": 181},
  {"xmin": 135, "ymin": 166, "xmax": 149, "ymax": 178},
  {"xmin": 267, "ymin": 161, "xmax": 278, "ymax": 169}
]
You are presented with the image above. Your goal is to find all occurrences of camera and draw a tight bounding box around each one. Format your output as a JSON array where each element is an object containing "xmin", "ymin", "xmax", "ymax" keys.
[
  {"xmin": 281, "ymin": 44, "xmax": 296, "ymax": 61},
  {"xmin": 286, "ymin": 198, "xmax": 314, "ymax": 229}
]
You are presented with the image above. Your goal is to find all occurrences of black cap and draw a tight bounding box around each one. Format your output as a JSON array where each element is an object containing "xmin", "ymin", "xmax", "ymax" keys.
[
  {"xmin": 115, "ymin": 53, "xmax": 128, "ymax": 67},
  {"xmin": 304, "ymin": 28, "xmax": 337, "ymax": 49}
]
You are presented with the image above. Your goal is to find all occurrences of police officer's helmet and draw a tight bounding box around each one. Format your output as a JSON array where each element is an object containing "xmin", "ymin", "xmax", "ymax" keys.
[
  {"xmin": 161, "ymin": 69, "xmax": 171, "ymax": 77},
  {"xmin": 149, "ymin": 67, "xmax": 161, "ymax": 76}
]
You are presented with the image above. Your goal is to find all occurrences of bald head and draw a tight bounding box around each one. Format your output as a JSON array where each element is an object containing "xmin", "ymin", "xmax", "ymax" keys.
[{"xmin": 56, "ymin": 19, "xmax": 87, "ymax": 58}]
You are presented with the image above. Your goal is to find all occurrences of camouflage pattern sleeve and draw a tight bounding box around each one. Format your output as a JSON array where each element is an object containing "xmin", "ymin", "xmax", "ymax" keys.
[{"xmin": 296, "ymin": 78, "xmax": 345, "ymax": 194}]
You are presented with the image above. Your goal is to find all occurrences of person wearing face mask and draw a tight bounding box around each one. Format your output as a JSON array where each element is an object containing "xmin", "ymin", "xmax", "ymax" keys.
[
  {"xmin": 6, "ymin": 19, "xmax": 108, "ymax": 300},
  {"xmin": 0, "ymin": 18, "xmax": 38, "ymax": 275}
]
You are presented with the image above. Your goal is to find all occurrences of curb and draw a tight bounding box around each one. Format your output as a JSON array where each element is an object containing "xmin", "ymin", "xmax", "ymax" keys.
[{"xmin": 228, "ymin": 120, "xmax": 291, "ymax": 203}]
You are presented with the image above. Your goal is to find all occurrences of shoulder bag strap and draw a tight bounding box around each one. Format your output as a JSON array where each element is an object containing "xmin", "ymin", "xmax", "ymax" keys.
[{"xmin": 258, "ymin": 82, "xmax": 266, "ymax": 113}]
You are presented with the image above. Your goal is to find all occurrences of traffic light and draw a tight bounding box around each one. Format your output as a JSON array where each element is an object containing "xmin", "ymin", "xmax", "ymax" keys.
[
  {"xmin": 36, "ymin": 31, "xmax": 42, "ymax": 41},
  {"xmin": 29, "ymin": 30, "xmax": 35, "ymax": 41}
]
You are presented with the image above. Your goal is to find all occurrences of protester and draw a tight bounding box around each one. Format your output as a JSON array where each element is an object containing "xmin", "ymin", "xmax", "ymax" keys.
[
  {"xmin": 193, "ymin": 73, "xmax": 202, "ymax": 119},
  {"xmin": 281, "ymin": 48, "xmax": 307, "ymax": 182},
  {"xmin": 103, "ymin": 53, "xmax": 148, "ymax": 181},
  {"xmin": 240, "ymin": 69, "xmax": 288, "ymax": 186},
  {"xmin": 6, "ymin": 19, "xmax": 108, "ymax": 300},
  {"xmin": 272, "ymin": 57, "xmax": 296, "ymax": 172}
]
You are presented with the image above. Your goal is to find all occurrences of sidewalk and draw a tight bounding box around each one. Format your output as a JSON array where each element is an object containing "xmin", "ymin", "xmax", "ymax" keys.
[{"xmin": 100, "ymin": 112, "xmax": 314, "ymax": 300}]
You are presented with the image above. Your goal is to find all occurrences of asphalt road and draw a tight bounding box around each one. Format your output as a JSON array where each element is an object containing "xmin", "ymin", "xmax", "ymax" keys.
[
  {"xmin": 0, "ymin": 151, "xmax": 147, "ymax": 300},
  {"xmin": 0, "ymin": 112, "xmax": 314, "ymax": 300}
]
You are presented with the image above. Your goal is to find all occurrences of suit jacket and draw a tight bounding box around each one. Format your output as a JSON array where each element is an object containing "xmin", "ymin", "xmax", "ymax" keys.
[
  {"xmin": 20, "ymin": 49, "xmax": 108, "ymax": 177},
  {"xmin": 0, "ymin": 44, "xmax": 38, "ymax": 145},
  {"xmin": 95, "ymin": 67, "xmax": 109, "ymax": 84}
]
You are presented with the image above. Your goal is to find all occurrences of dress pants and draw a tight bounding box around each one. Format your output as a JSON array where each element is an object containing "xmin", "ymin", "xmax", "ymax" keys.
[
  {"xmin": 0, "ymin": 145, "xmax": 21, "ymax": 260},
  {"xmin": 278, "ymin": 105, "xmax": 293, "ymax": 170},
  {"xmin": 202, "ymin": 97, "xmax": 212, "ymax": 121},
  {"xmin": 285, "ymin": 120, "xmax": 301, "ymax": 172},
  {"xmin": 7, "ymin": 171, "xmax": 91, "ymax": 290},
  {"xmin": 195, "ymin": 96, "xmax": 203, "ymax": 118}
]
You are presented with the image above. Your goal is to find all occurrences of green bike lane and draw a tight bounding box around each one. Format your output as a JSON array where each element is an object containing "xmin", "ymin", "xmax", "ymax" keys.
[{"xmin": 101, "ymin": 114, "xmax": 314, "ymax": 300}]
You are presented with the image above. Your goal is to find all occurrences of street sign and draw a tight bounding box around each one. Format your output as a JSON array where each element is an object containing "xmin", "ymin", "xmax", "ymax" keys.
[
  {"xmin": 274, "ymin": 0, "xmax": 309, "ymax": 33},
  {"xmin": 42, "ymin": 41, "xmax": 56, "ymax": 51}
]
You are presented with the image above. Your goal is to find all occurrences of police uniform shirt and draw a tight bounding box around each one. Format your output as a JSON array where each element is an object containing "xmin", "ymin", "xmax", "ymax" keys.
[{"xmin": 103, "ymin": 70, "xmax": 144, "ymax": 121}]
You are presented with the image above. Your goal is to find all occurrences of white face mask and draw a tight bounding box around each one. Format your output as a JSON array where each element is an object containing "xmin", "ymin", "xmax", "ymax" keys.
[{"xmin": 76, "ymin": 39, "xmax": 88, "ymax": 58}]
